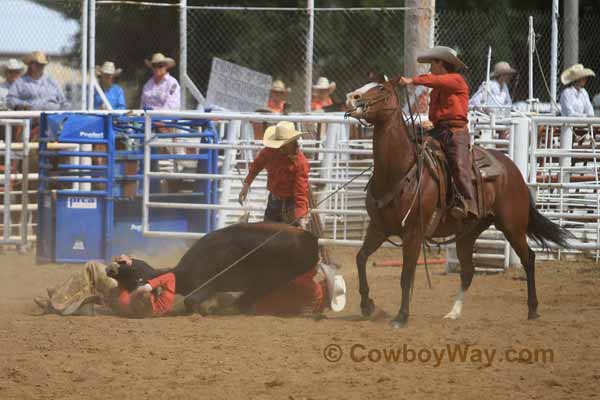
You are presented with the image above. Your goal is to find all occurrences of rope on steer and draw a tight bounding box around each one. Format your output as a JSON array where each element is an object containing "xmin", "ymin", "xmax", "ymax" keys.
[{"xmin": 164, "ymin": 163, "xmax": 375, "ymax": 315}]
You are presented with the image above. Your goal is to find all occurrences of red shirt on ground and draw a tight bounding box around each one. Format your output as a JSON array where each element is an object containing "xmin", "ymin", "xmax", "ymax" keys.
[
  {"xmin": 244, "ymin": 147, "xmax": 310, "ymax": 219},
  {"xmin": 118, "ymin": 272, "xmax": 176, "ymax": 316},
  {"xmin": 412, "ymin": 73, "xmax": 469, "ymax": 126},
  {"xmin": 254, "ymin": 267, "xmax": 326, "ymax": 315}
]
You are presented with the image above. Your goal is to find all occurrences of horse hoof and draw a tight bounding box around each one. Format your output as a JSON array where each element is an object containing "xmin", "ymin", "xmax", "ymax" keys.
[
  {"xmin": 361, "ymin": 299, "xmax": 376, "ymax": 317},
  {"xmin": 390, "ymin": 319, "xmax": 407, "ymax": 329},
  {"xmin": 528, "ymin": 312, "xmax": 540, "ymax": 320}
]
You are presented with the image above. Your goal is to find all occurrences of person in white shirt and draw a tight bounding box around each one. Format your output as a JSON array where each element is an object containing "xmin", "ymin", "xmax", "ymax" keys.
[
  {"xmin": 0, "ymin": 59, "xmax": 24, "ymax": 110},
  {"xmin": 469, "ymin": 61, "xmax": 516, "ymax": 109},
  {"xmin": 559, "ymin": 64, "xmax": 595, "ymax": 117}
]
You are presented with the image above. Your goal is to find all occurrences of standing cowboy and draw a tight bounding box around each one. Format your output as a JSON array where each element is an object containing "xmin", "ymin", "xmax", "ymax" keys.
[
  {"xmin": 470, "ymin": 61, "xmax": 517, "ymax": 109},
  {"xmin": 267, "ymin": 79, "xmax": 291, "ymax": 113},
  {"xmin": 398, "ymin": 46, "xmax": 477, "ymax": 220},
  {"xmin": 559, "ymin": 64, "xmax": 595, "ymax": 117},
  {"xmin": 94, "ymin": 61, "xmax": 126, "ymax": 110},
  {"xmin": 140, "ymin": 53, "xmax": 180, "ymax": 110},
  {"xmin": 311, "ymin": 77, "xmax": 336, "ymax": 111},
  {"xmin": 238, "ymin": 121, "xmax": 310, "ymax": 228},
  {"xmin": 0, "ymin": 59, "xmax": 25, "ymax": 110}
]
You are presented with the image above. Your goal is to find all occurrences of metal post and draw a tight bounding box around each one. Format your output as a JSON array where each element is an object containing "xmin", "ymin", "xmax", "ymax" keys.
[
  {"xmin": 563, "ymin": 0, "xmax": 579, "ymax": 68},
  {"xmin": 3, "ymin": 124, "xmax": 11, "ymax": 242},
  {"xmin": 142, "ymin": 113, "xmax": 152, "ymax": 235},
  {"xmin": 219, "ymin": 120, "xmax": 240, "ymax": 228},
  {"xmin": 560, "ymin": 125, "xmax": 573, "ymax": 171},
  {"xmin": 483, "ymin": 46, "xmax": 492, "ymax": 107},
  {"xmin": 88, "ymin": 0, "xmax": 96, "ymax": 111},
  {"xmin": 510, "ymin": 117, "xmax": 530, "ymax": 266},
  {"xmin": 304, "ymin": 0, "xmax": 314, "ymax": 113},
  {"xmin": 179, "ymin": 0, "xmax": 187, "ymax": 109},
  {"xmin": 81, "ymin": 0, "xmax": 89, "ymax": 110},
  {"xmin": 20, "ymin": 120, "xmax": 30, "ymax": 246},
  {"xmin": 550, "ymin": 0, "xmax": 559, "ymax": 107},
  {"xmin": 528, "ymin": 16, "xmax": 534, "ymax": 111}
]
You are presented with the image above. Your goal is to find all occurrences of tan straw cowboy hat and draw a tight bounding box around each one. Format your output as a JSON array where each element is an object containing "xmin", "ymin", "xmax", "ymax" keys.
[
  {"xmin": 145, "ymin": 53, "xmax": 176, "ymax": 69},
  {"xmin": 1, "ymin": 58, "xmax": 25, "ymax": 75},
  {"xmin": 313, "ymin": 76, "xmax": 336, "ymax": 93},
  {"xmin": 271, "ymin": 79, "xmax": 291, "ymax": 93},
  {"xmin": 23, "ymin": 51, "xmax": 49, "ymax": 65},
  {"xmin": 417, "ymin": 46, "xmax": 467, "ymax": 69},
  {"xmin": 95, "ymin": 61, "xmax": 122, "ymax": 77},
  {"xmin": 561, "ymin": 64, "xmax": 595, "ymax": 85},
  {"xmin": 263, "ymin": 121, "xmax": 304, "ymax": 149},
  {"xmin": 490, "ymin": 61, "xmax": 517, "ymax": 78}
]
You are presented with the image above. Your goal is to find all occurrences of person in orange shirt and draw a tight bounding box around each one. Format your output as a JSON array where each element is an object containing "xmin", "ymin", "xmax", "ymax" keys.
[
  {"xmin": 311, "ymin": 76, "xmax": 336, "ymax": 111},
  {"xmin": 267, "ymin": 80, "xmax": 290, "ymax": 113},
  {"xmin": 398, "ymin": 46, "xmax": 477, "ymax": 220},
  {"xmin": 239, "ymin": 121, "xmax": 310, "ymax": 228}
]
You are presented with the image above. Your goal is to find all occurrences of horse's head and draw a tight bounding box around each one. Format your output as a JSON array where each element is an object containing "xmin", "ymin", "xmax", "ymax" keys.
[{"xmin": 345, "ymin": 78, "xmax": 400, "ymax": 123}]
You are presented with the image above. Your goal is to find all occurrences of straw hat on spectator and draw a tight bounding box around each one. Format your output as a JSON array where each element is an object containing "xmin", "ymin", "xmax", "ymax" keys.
[
  {"xmin": 144, "ymin": 53, "xmax": 176, "ymax": 69},
  {"xmin": 23, "ymin": 51, "xmax": 49, "ymax": 65},
  {"xmin": 490, "ymin": 61, "xmax": 517, "ymax": 78},
  {"xmin": 1, "ymin": 58, "xmax": 25, "ymax": 75},
  {"xmin": 271, "ymin": 79, "xmax": 291, "ymax": 93},
  {"xmin": 561, "ymin": 64, "xmax": 595, "ymax": 85},
  {"xmin": 313, "ymin": 77, "xmax": 336, "ymax": 93},
  {"xmin": 417, "ymin": 46, "xmax": 466, "ymax": 69},
  {"xmin": 263, "ymin": 121, "xmax": 304, "ymax": 149},
  {"xmin": 95, "ymin": 61, "xmax": 122, "ymax": 77}
]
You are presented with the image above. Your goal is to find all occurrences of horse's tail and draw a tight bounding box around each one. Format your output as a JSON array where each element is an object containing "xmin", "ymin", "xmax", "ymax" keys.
[{"xmin": 526, "ymin": 190, "xmax": 573, "ymax": 250}]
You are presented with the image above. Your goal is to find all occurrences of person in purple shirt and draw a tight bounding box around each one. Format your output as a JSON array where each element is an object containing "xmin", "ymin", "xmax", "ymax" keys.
[
  {"xmin": 7, "ymin": 51, "xmax": 69, "ymax": 111},
  {"xmin": 140, "ymin": 53, "xmax": 180, "ymax": 110},
  {"xmin": 94, "ymin": 61, "xmax": 126, "ymax": 110}
]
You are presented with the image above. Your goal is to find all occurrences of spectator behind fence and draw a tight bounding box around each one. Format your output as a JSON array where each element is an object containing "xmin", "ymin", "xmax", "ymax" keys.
[
  {"xmin": 559, "ymin": 64, "xmax": 595, "ymax": 117},
  {"xmin": 94, "ymin": 61, "xmax": 126, "ymax": 110},
  {"xmin": 7, "ymin": 51, "xmax": 69, "ymax": 111},
  {"xmin": 267, "ymin": 79, "xmax": 290, "ymax": 113},
  {"xmin": 140, "ymin": 53, "xmax": 180, "ymax": 110},
  {"xmin": 0, "ymin": 59, "xmax": 25, "ymax": 110},
  {"xmin": 311, "ymin": 77, "xmax": 336, "ymax": 111},
  {"xmin": 469, "ymin": 61, "xmax": 516, "ymax": 109}
]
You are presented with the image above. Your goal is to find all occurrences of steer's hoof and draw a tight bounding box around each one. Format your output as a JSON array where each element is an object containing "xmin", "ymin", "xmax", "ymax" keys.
[
  {"xmin": 360, "ymin": 299, "xmax": 375, "ymax": 317},
  {"xmin": 390, "ymin": 319, "xmax": 407, "ymax": 329},
  {"xmin": 528, "ymin": 311, "xmax": 540, "ymax": 320}
]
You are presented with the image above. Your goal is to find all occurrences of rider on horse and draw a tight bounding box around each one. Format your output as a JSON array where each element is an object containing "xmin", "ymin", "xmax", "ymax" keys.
[{"xmin": 398, "ymin": 46, "xmax": 477, "ymax": 220}]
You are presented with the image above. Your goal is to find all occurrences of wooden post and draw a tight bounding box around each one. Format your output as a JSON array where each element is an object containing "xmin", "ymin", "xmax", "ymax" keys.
[{"xmin": 403, "ymin": 0, "xmax": 436, "ymax": 78}]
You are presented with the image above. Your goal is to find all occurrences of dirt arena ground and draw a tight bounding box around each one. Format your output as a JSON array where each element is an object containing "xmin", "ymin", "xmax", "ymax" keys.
[{"xmin": 1, "ymin": 247, "xmax": 599, "ymax": 400}]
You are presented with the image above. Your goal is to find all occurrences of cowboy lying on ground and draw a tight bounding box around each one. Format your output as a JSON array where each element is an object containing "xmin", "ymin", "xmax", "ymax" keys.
[
  {"xmin": 239, "ymin": 121, "xmax": 310, "ymax": 228},
  {"xmin": 7, "ymin": 51, "xmax": 69, "ymax": 111},
  {"xmin": 469, "ymin": 61, "xmax": 517, "ymax": 109},
  {"xmin": 397, "ymin": 45, "xmax": 478, "ymax": 221},
  {"xmin": 0, "ymin": 59, "xmax": 25, "ymax": 110},
  {"xmin": 34, "ymin": 255, "xmax": 346, "ymax": 318},
  {"xmin": 94, "ymin": 61, "xmax": 126, "ymax": 110},
  {"xmin": 559, "ymin": 63, "xmax": 595, "ymax": 117}
]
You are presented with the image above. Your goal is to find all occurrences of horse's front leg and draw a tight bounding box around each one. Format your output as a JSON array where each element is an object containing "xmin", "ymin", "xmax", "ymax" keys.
[
  {"xmin": 391, "ymin": 231, "xmax": 421, "ymax": 328},
  {"xmin": 356, "ymin": 223, "xmax": 386, "ymax": 317}
]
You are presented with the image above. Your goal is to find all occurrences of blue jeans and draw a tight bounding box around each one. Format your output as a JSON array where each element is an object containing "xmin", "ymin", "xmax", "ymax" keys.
[{"xmin": 264, "ymin": 193, "xmax": 296, "ymax": 224}]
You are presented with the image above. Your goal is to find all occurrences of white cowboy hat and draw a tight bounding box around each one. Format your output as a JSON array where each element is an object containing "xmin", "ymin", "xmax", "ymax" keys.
[
  {"xmin": 1, "ymin": 59, "xmax": 25, "ymax": 75},
  {"xmin": 95, "ymin": 61, "xmax": 122, "ymax": 77},
  {"xmin": 144, "ymin": 53, "xmax": 176, "ymax": 69},
  {"xmin": 490, "ymin": 61, "xmax": 517, "ymax": 78},
  {"xmin": 271, "ymin": 79, "xmax": 291, "ymax": 93},
  {"xmin": 23, "ymin": 51, "xmax": 49, "ymax": 65},
  {"xmin": 262, "ymin": 121, "xmax": 304, "ymax": 149},
  {"xmin": 320, "ymin": 263, "xmax": 346, "ymax": 312},
  {"xmin": 561, "ymin": 64, "xmax": 595, "ymax": 85},
  {"xmin": 417, "ymin": 46, "xmax": 467, "ymax": 69},
  {"xmin": 313, "ymin": 76, "xmax": 336, "ymax": 92}
]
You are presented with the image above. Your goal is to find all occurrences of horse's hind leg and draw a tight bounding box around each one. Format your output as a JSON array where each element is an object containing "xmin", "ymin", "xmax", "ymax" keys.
[
  {"xmin": 503, "ymin": 228, "xmax": 539, "ymax": 320},
  {"xmin": 356, "ymin": 223, "xmax": 386, "ymax": 317},
  {"xmin": 444, "ymin": 219, "xmax": 492, "ymax": 320}
]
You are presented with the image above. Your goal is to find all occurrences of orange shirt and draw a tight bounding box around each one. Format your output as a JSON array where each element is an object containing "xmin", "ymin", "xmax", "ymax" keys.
[
  {"xmin": 412, "ymin": 73, "xmax": 469, "ymax": 126},
  {"xmin": 311, "ymin": 97, "xmax": 333, "ymax": 111},
  {"xmin": 244, "ymin": 147, "xmax": 310, "ymax": 219},
  {"xmin": 118, "ymin": 272, "xmax": 176, "ymax": 316},
  {"xmin": 254, "ymin": 267, "xmax": 325, "ymax": 315},
  {"xmin": 268, "ymin": 98, "xmax": 286, "ymax": 113}
]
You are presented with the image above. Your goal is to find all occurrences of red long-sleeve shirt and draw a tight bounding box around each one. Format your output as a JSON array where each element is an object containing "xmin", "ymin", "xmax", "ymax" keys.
[
  {"xmin": 412, "ymin": 73, "xmax": 469, "ymax": 126},
  {"xmin": 244, "ymin": 147, "xmax": 310, "ymax": 219},
  {"xmin": 118, "ymin": 272, "xmax": 176, "ymax": 316}
]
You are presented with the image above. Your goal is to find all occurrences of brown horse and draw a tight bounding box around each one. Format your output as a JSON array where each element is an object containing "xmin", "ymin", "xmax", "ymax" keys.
[{"xmin": 346, "ymin": 79, "xmax": 572, "ymax": 328}]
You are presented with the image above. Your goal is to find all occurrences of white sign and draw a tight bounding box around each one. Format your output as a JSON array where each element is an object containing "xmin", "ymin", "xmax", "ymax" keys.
[
  {"xmin": 72, "ymin": 240, "xmax": 85, "ymax": 250},
  {"xmin": 206, "ymin": 57, "xmax": 272, "ymax": 112},
  {"xmin": 67, "ymin": 196, "xmax": 97, "ymax": 209}
]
